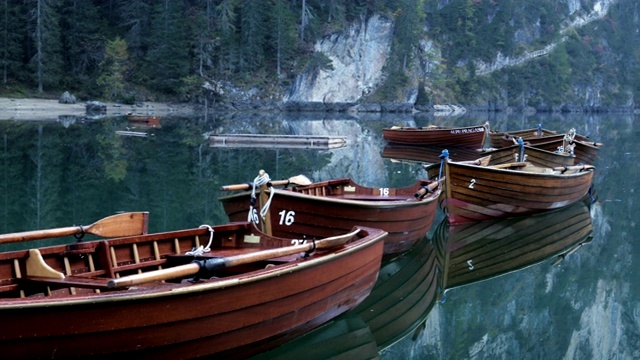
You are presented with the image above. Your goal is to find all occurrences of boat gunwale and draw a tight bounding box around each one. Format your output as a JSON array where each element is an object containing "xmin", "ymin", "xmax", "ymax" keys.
[{"xmin": 0, "ymin": 226, "xmax": 387, "ymax": 309}]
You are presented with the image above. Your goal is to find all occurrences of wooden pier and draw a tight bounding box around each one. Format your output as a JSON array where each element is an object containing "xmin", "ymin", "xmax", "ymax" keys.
[{"xmin": 209, "ymin": 134, "xmax": 348, "ymax": 149}]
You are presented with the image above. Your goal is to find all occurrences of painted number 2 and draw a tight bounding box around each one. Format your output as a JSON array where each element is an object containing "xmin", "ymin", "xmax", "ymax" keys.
[
  {"xmin": 278, "ymin": 210, "xmax": 295, "ymax": 226},
  {"xmin": 468, "ymin": 179, "xmax": 476, "ymax": 189}
]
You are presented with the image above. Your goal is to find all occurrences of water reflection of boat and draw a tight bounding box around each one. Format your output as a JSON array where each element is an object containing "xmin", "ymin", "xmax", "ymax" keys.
[
  {"xmin": 249, "ymin": 234, "xmax": 440, "ymax": 358},
  {"xmin": 126, "ymin": 113, "xmax": 160, "ymax": 127},
  {"xmin": 249, "ymin": 314, "xmax": 379, "ymax": 360},
  {"xmin": 435, "ymin": 200, "xmax": 593, "ymax": 291},
  {"xmin": 352, "ymin": 233, "xmax": 440, "ymax": 350}
]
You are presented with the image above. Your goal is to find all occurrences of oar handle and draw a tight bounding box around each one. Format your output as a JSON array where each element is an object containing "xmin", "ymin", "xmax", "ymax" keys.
[
  {"xmin": 220, "ymin": 179, "xmax": 291, "ymax": 191},
  {"xmin": 414, "ymin": 179, "xmax": 443, "ymax": 198},
  {"xmin": 108, "ymin": 229, "xmax": 361, "ymax": 289},
  {"xmin": 108, "ymin": 262, "xmax": 201, "ymax": 288}
]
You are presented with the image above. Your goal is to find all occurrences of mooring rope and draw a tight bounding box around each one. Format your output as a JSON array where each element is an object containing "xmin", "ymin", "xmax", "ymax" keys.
[{"xmin": 186, "ymin": 224, "xmax": 214, "ymax": 256}]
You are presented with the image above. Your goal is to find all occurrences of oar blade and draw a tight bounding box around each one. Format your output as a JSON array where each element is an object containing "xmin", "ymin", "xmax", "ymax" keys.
[{"xmin": 86, "ymin": 212, "xmax": 149, "ymax": 237}]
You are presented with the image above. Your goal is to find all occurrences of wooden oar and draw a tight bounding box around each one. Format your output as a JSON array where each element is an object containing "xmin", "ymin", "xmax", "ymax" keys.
[
  {"xmin": 552, "ymin": 164, "xmax": 595, "ymax": 173},
  {"xmin": 107, "ymin": 228, "xmax": 362, "ymax": 289},
  {"xmin": 220, "ymin": 174, "xmax": 312, "ymax": 191},
  {"xmin": 0, "ymin": 212, "xmax": 149, "ymax": 244},
  {"xmin": 414, "ymin": 178, "xmax": 444, "ymax": 198}
]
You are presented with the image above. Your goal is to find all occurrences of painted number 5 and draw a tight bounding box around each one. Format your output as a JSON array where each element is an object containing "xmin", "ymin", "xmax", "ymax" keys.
[{"xmin": 278, "ymin": 210, "xmax": 295, "ymax": 226}]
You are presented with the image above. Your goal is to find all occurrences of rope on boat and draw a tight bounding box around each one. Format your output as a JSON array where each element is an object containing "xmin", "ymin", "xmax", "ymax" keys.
[
  {"xmin": 248, "ymin": 170, "xmax": 277, "ymax": 222},
  {"xmin": 186, "ymin": 225, "xmax": 214, "ymax": 256}
]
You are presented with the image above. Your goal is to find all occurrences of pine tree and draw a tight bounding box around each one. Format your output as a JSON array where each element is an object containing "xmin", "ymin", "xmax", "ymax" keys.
[
  {"xmin": 145, "ymin": 0, "xmax": 190, "ymax": 94},
  {"xmin": 0, "ymin": 0, "xmax": 25, "ymax": 84},
  {"xmin": 27, "ymin": 0, "xmax": 63, "ymax": 93},
  {"xmin": 269, "ymin": 0, "xmax": 297, "ymax": 82},
  {"xmin": 96, "ymin": 37, "xmax": 129, "ymax": 101}
]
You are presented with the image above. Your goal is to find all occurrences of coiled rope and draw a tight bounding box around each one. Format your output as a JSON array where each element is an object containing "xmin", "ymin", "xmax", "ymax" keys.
[
  {"xmin": 186, "ymin": 224, "xmax": 214, "ymax": 256},
  {"xmin": 248, "ymin": 170, "xmax": 277, "ymax": 223}
]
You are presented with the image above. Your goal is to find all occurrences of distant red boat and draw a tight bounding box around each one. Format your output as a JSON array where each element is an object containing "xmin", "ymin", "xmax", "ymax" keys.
[
  {"xmin": 383, "ymin": 122, "xmax": 489, "ymax": 148},
  {"xmin": 0, "ymin": 219, "xmax": 386, "ymax": 359},
  {"xmin": 127, "ymin": 113, "xmax": 161, "ymax": 127},
  {"xmin": 219, "ymin": 172, "xmax": 442, "ymax": 254}
]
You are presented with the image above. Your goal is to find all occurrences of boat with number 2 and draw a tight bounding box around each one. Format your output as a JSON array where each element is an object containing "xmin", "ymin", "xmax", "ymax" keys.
[{"xmin": 0, "ymin": 216, "xmax": 386, "ymax": 359}]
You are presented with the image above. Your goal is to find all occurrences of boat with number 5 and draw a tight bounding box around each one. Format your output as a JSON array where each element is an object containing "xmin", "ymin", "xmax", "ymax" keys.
[
  {"xmin": 218, "ymin": 171, "xmax": 442, "ymax": 255},
  {"xmin": 0, "ymin": 218, "xmax": 386, "ymax": 359}
]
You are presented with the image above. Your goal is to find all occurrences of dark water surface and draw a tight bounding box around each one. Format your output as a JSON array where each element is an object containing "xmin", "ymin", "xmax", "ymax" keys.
[{"xmin": 0, "ymin": 112, "xmax": 636, "ymax": 359}]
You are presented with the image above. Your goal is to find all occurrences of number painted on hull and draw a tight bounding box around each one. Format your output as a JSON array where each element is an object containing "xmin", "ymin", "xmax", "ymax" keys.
[
  {"xmin": 278, "ymin": 210, "xmax": 295, "ymax": 226},
  {"xmin": 468, "ymin": 179, "xmax": 476, "ymax": 189},
  {"xmin": 250, "ymin": 208, "xmax": 260, "ymax": 224},
  {"xmin": 379, "ymin": 188, "xmax": 390, "ymax": 196}
]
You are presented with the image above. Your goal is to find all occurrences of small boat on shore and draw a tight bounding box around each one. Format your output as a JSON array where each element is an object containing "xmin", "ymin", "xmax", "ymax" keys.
[
  {"xmin": 0, "ymin": 217, "xmax": 386, "ymax": 359},
  {"xmin": 433, "ymin": 150, "xmax": 595, "ymax": 224},
  {"xmin": 127, "ymin": 113, "xmax": 160, "ymax": 127},
  {"xmin": 219, "ymin": 171, "xmax": 442, "ymax": 255},
  {"xmin": 383, "ymin": 122, "xmax": 489, "ymax": 148}
]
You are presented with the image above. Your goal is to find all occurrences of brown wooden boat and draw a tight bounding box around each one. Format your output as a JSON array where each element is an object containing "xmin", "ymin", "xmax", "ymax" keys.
[
  {"xmin": 0, "ymin": 219, "xmax": 386, "ymax": 359},
  {"xmin": 435, "ymin": 199, "xmax": 593, "ymax": 291},
  {"xmin": 383, "ymin": 122, "xmax": 489, "ymax": 148},
  {"xmin": 488, "ymin": 125, "xmax": 590, "ymax": 149},
  {"xmin": 435, "ymin": 151, "xmax": 595, "ymax": 224},
  {"xmin": 383, "ymin": 141, "xmax": 575, "ymax": 168},
  {"xmin": 530, "ymin": 137, "xmax": 603, "ymax": 165},
  {"xmin": 127, "ymin": 113, "xmax": 160, "ymax": 127},
  {"xmin": 218, "ymin": 171, "xmax": 442, "ymax": 254}
]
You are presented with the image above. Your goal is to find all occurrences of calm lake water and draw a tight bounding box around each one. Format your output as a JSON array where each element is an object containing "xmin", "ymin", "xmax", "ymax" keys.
[{"xmin": 0, "ymin": 111, "xmax": 636, "ymax": 359}]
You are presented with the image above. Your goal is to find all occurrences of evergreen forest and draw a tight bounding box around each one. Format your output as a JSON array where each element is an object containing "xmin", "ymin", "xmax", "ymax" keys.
[{"xmin": 0, "ymin": 0, "xmax": 638, "ymax": 109}]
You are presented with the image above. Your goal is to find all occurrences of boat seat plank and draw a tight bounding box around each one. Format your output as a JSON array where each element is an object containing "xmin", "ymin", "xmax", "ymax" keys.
[{"xmin": 18, "ymin": 275, "xmax": 113, "ymax": 290}]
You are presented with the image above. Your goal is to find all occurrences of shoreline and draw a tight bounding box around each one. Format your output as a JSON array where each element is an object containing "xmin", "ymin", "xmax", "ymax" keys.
[{"xmin": 0, "ymin": 97, "xmax": 197, "ymax": 121}]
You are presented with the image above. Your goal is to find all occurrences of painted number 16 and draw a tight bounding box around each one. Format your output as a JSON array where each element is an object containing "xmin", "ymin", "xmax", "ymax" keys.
[{"xmin": 278, "ymin": 210, "xmax": 295, "ymax": 226}]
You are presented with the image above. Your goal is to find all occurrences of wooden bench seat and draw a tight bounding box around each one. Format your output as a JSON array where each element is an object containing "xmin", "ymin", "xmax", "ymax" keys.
[{"xmin": 18, "ymin": 275, "xmax": 113, "ymax": 290}]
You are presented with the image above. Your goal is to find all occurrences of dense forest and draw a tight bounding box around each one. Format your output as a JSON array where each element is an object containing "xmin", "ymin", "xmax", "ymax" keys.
[
  {"xmin": 1, "ymin": 0, "xmax": 638, "ymax": 109},
  {"xmin": 0, "ymin": 0, "xmax": 423, "ymax": 103}
]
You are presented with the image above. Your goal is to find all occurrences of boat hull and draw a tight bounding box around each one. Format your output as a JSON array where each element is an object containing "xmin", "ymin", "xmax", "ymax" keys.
[
  {"xmin": 443, "ymin": 161, "xmax": 595, "ymax": 224},
  {"xmin": 219, "ymin": 179, "xmax": 441, "ymax": 254},
  {"xmin": 383, "ymin": 123, "xmax": 488, "ymax": 148},
  {"xmin": 0, "ymin": 224, "xmax": 385, "ymax": 359}
]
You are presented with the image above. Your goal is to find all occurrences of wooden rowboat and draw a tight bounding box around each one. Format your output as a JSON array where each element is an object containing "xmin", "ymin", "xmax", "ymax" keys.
[
  {"xmin": 488, "ymin": 125, "xmax": 590, "ymax": 149},
  {"xmin": 383, "ymin": 141, "xmax": 575, "ymax": 168},
  {"xmin": 529, "ymin": 137, "xmax": 603, "ymax": 165},
  {"xmin": 127, "ymin": 113, "xmax": 160, "ymax": 127},
  {"xmin": 0, "ymin": 220, "xmax": 386, "ymax": 359},
  {"xmin": 383, "ymin": 122, "xmax": 489, "ymax": 148},
  {"xmin": 436, "ymin": 199, "xmax": 593, "ymax": 291},
  {"xmin": 219, "ymin": 171, "xmax": 442, "ymax": 255},
  {"xmin": 435, "ymin": 151, "xmax": 595, "ymax": 224}
]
